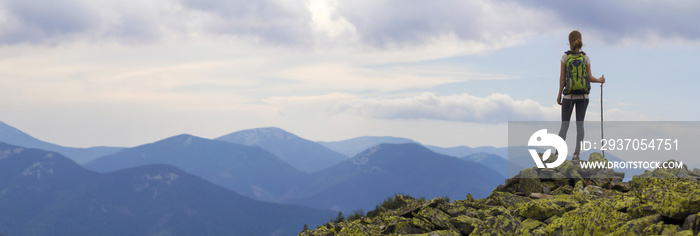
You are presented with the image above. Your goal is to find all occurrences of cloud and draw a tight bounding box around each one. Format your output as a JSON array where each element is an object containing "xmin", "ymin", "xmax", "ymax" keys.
[
  {"xmin": 0, "ymin": 0, "xmax": 315, "ymax": 45},
  {"xmin": 3, "ymin": 0, "xmax": 696, "ymax": 48},
  {"xmin": 0, "ymin": 0, "xmax": 97, "ymax": 44},
  {"xmin": 333, "ymin": 0, "xmax": 557, "ymax": 49},
  {"xmin": 331, "ymin": 92, "xmax": 650, "ymax": 125},
  {"xmin": 306, "ymin": 0, "xmax": 356, "ymax": 39},
  {"xmin": 178, "ymin": 0, "xmax": 314, "ymax": 45},
  {"xmin": 520, "ymin": 1, "xmax": 700, "ymax": 44},
  {"xmin": 332, "ymin": 93, "xmax": 560, "ymax": 123},
  {"xmin": 0, "ymin": 0, "xmax": 176, "ymax": 44}
]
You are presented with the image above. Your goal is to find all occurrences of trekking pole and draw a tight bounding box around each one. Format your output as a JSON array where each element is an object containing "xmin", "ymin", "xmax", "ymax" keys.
[{"xmin": 600, "ymin": 76, "xmax": 605, "ymax": 158}]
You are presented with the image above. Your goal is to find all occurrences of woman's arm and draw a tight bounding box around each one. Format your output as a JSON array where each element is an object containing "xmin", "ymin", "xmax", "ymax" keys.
[
  {"xmin": 587, "ymin": 64, "xmax": 606, "ymax": 83},
  {"xmin": 557, "ymin": 61, "xmax": 565, "ymax": 105}
]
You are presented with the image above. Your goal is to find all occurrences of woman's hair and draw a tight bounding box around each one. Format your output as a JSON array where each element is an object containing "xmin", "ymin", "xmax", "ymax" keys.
[{"xmin": 568, "ymin": 30, "xmax": 582, "ymax": 52}]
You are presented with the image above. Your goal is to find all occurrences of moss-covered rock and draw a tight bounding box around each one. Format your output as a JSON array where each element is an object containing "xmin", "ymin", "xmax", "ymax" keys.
[
  {"xmin": 436, "ymin": 200, "xmax": 469, "ymax": 217},
  {"xmin": 471, "ymin": 212, "xmax": 521, "ymax": 235},
  {"xmin": 336, "ymin": 223, "xmax": 381, "ymax": 236},
  {"xmin": 487, "ymin": 191, "xmax": 532, "ymax": 207},
  {"xmin": 587, "ymin": 152, "xmax": 608, "ymax": 164},
  {"xmin": 300, "ymin": 152, "xmax": 700, "ymax": 236},
  {"xmin": 393, "ymin": 218, "xmax": 423, "ymax": 234},
  {"xmin": 518, "ymin": 196, "xmax": 580, "ymax": 222},
  {"xmin": 411, "ymin": 217, "xmax": 435, "ymax": 232},
  {"xmin": 543, "ymin": 198, "xmax": 625, "ymax": 235},
  {"xmin": 550, "ymin": 185, "xmax": 573, "ymax": 195},
  {"xmin": 693, "ymin": 212, "xmax": 700, "ymax": 233},
  {"xmin": 632, "ymin": 177, "xmax": 700, "ymax": 220},
  {"xmin": 554, "ymin": 159, "xmax": 575, "ymax": 175},
  {"xmin": 412, "ymin": 229, "xmax": 461, "ymax": 236},
  {"xmin": 517, "ymin": 200, "xmax": 565, "ymax": 221},
  {"xmin": 612, "ymin": 193, "xmax": 638, "ymax": 212},
  {"xmin": 300, "ymin": 225, "xmax": 335, "ymax": 236},
  {"xmin": 520, "ymin": 218, "xmax": 545, "ymax": 231},
  {"xmin": 627, "ymin": 202, "xmax": 658, "ymax": 218},
  {"xmin": 412, "ymin": 207, "xmax": 452, "ymax": 230},
  {"xmin": 518, "ymin": 168, "xmax": 543, "ymax": 196},
  {"xmin": 611, "ymin": 214, "xmax": 662, "ymax": 235},
  {"xmin": 642, "ymin": 221, "xmax": 682, "ymax": 235},
  {"xmin": 448, "ymin": 215, "xmax": 480, "ymax": 235}
]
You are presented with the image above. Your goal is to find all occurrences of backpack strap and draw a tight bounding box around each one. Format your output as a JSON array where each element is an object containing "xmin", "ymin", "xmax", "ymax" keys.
[{"xmin": 565, "ymin": 50, "xmax": 586, "ymax": 55}]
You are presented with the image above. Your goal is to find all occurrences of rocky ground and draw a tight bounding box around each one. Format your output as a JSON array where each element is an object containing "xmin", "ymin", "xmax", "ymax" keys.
[{"xmin": 299, "ymin": 153, "xmax": 700, "ymax": 236}]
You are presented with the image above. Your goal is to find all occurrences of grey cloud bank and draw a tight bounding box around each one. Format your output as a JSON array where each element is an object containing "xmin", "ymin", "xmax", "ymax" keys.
[
  {"xmin": 332, "ymin": 93, "xmax": 559, "ymax": 123},
  {"xmin": 521, "ymin": 1, "xmax": 700, "ymax": 44},
  {"xmin": 2, "ymin": 0, "xmax": 698, "ymax": 46},
  {"xmin": 0, "ymin": 0, "xmax": 697, "ymax": 148}
]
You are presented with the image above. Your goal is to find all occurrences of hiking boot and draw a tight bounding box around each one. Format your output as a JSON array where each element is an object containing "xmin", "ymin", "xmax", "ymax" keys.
[{"xmin": 572, "ymin": 152, "xmax": 581, "ymax": 165}]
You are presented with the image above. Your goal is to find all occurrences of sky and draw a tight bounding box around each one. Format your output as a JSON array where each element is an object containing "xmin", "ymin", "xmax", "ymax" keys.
[{"xmin": 0, "ymin": 0, "xmax": 699, "ymax": 148}]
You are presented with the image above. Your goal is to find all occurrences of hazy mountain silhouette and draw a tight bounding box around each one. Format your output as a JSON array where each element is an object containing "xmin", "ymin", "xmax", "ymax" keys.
[
  {"xmin": 216, "ymin": 127, "xmax": 347, "ymax": 173},
  {"xmin": 0, "ymin": 142, "xmax": 334, "ymax": 236},
  {"xmin": 316, "ymin": 134, "xmax": 509, "ymax": 160},
  {"xmin": 84, "ymin": 134, "xmax": 306, "ymax": 202},
  {"xmin": 425, "ymin": 145, "xmax": 508, "ymax": 159},
  {"xmin": 0, "ymin": 121, "xmax": 123, "ymax": 164},
  {"xmin": 318, "ymin": 136, "xmax": 416, "ymax": 157},
  {"xmin": 317, "ymin": 135, "xmax": 514, "ymax": 178},
  {"xmin": 288, "ymin": 143, "xmax": 504, "ymax": 212},
  {"xmin": 461, "ymin": 152, "xmax": 510, "ymax": 178}
]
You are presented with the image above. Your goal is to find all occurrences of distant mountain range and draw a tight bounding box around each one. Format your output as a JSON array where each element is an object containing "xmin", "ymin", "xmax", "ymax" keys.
[
  {"xmin": 318, "ymin": 136, "xmax": 416, "ymax": 157},
  {"xmin": 318, "ymin": 137, "xmax": 649, "ymax": 180},
  {"xmin": 461, "ymin": 152, "xmax": 510, "ymax": 178},
  {"xmin": 216, "ymin": 127, "xmax": 347, "ymax": 173},
  {"xmin": 425, "ymin": 145, "xmax": 508, "ymax": 160},
  {"xmin": 83, "ymin": 134, "xmax": 506, "ymax": 213},
  {"xmin": 317, "ymin": 135, "xmax": 508, "ymax": 159},
  {"xmin": 0, "ymin": 121, "xmax": 123, "ymax": 164},
  {"xmin": 290, "ymin": 143, "xmax": 504, "ymax": 212},
  {"xmin": 318, "ymin": 136, "xmax": 511, "ymax": 177},
  {"xmin": 84, "ymin": 134, "xmax": 306, "ymax": 202},
  {"xmin": 4, "ymin": 120, "xmax": 666, "ymax": 235},
  {"xmin": 0, "ymin": 142, "xmax": 334, "ymax": 236},
  {"xmin": 1, "ymin": 121, "xmax": 513, "ymax": 213}
]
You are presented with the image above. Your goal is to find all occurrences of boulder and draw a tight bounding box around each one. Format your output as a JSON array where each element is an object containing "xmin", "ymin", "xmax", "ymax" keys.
[
  {"xmin": 611, "ymin": 214, "xmax": 663, "ymax": 235},
  {"xmin": 470, "ymin": 212, "xmax": 521, "ymax": 235},
  {"xmin": 543, "ymin": 199, "xmax": 624, "ymax": 235},
  {"xmin": 301, "ymin": 152, "xmax": 700, "ymax": 236},
  {"xmin": 518, "ymin": 168, "xmax": 543, "ymax": 196},
  {"xmin": 412, "ymin": 207, "xmax": 452, "ymax": 230},
  {"xmin": 448, "ymin": 215, "xmax": 481, "ymax": 235}
]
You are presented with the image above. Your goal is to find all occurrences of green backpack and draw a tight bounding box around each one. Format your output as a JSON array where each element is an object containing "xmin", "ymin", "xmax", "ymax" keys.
[{"xmin": 563, "ymin": 51, "xmax": 590, "ymax": 95}]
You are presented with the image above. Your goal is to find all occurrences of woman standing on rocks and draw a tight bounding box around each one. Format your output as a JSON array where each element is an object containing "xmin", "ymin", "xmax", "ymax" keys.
[{"xmin": 556, "ymin": 30, "xmax": 605, "ymax": 163}]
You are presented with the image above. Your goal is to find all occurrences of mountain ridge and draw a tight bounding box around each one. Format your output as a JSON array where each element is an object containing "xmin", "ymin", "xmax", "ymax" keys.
[
  {"xmin": 217, "ymin": 127, "xmax": 348, "ymax": 173},
  {"xmin": 0, "ymin": 121, "xmax": 123, "ymax": 164},
  {"xmin": 317, "ymin": 136, "xmax": 416, "ymax": 157},
  {"xmin": 0, "ymin": 142, "xmax": 334, "ymax": 236},
  {"xmin": 289, "ymin": 143, "xmax": 504, "ymax": 213},
  {"xmin": 84, "ymin": 134, "xmax": 306, "ymax": 202}
]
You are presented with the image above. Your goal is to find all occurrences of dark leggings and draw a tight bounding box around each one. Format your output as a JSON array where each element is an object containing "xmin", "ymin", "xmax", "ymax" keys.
[{"xmin": 558, "ymin": 98, "xmax": 589, "ymax": 154}]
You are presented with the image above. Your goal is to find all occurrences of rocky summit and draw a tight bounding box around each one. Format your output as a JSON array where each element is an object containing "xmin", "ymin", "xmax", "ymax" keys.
[{"xmin": 299, "ymin": 153, "xmax": 700, "ymax": 235}]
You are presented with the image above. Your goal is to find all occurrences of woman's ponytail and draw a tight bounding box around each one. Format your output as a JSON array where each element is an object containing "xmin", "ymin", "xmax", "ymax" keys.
[{"xmin": 569, "ymin": 30, "xmax": 583, "ymax": 52}]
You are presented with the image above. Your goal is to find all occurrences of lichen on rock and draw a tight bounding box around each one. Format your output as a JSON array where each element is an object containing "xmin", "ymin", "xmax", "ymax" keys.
[{"xmin": 299, "ymin": 153, "xmax": 700, "ymax": 236}]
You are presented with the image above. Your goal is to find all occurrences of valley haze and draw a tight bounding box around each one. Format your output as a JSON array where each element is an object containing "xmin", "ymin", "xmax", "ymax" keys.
[{"xmin": 0, "ymin": 121, "xmax": 508, "ymax": 235}]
